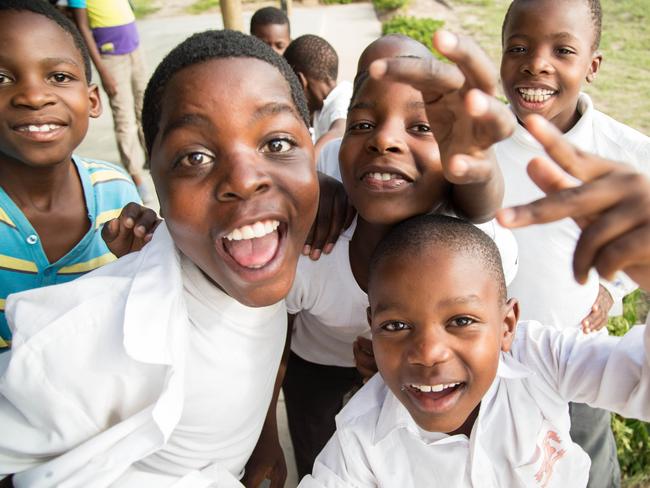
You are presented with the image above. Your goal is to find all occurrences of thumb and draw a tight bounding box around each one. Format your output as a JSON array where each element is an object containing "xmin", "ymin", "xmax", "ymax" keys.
[{"xmin": 101, "ymin": 218, "xmax": 120, "ymax": 243}]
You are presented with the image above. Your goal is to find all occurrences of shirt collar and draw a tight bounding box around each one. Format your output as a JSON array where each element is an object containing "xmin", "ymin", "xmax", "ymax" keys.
[{"xmin": 372, "ymin": 350, "xmax": 534, "ymax": 445}]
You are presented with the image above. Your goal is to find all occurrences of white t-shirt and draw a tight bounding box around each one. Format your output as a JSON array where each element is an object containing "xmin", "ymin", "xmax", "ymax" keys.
[
  {"xmin": 299, "ymin": 320, "xmax": 650, "ymax": 488},
  {"xmin": 286, "ymin": 218, "xmax": 518, "ymax": 368},
  {"xmin": 496, "ymin": 93, "xmax": 650, "ymax": 329},
  {"xmin": 313, "ymin": 81, "xmax": 353, "ymax": 141},
  {"xmin": 0, "ymin": 224, "xmax": 286, "ymax": 487}
]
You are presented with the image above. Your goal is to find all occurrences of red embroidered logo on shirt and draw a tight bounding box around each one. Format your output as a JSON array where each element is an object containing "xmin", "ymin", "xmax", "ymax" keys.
[{"xmin": 534, "ymin": 430, "xmax": 566, "ymax": 487}]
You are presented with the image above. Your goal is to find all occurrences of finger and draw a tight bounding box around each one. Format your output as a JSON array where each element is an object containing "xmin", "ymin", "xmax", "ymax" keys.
[
  {"xmin": 434, "ymin": 31, "xmax": 498, "ymax": 95},
  {"xmin": 133, "ymin": 208, "xmax": 159, "ymax": 239},
  {"xmin": 443, "ymin": 153, "xmax": 497, "ymax": 185},
  {"xmin": 369, "ymin": 56, "xmax": 464, "ymax": 102},
  {"xmin": 497, "ymin": 174, "xmax": 628, "ymax": 229},
  {"xmin": 241, "ymin": 470, "xmax": 266, "ymax": 488},
  {"xmin": 101, "ymin": 218, "xmax": 121, "ymax": 244},
  {"xmin": 591, "ymin": 225, "xmax": 650, "ymax": 284},
  {"xmin": 118, "ymin": 202, "xmax": 144, "ymax": 229},
  {"xmin": 524, "ymin": 115, "xmax": 616, "ymax": 181},
  {"xmin": 309, "ymin": 197, "xmax": 336, "ymax": 260},
  {"xmin": 303, "ymin": 222, "xmax": 315, "ymax": 256},
  {"xmin": 343, "ymin": 203, "xmax": 357, "ymax": 230},
  {"xmin": 466, "ymin": 89, "xmax": 516, "ymax": 146},
  {"xmin": 573, "ymin": 196, "xmax": 645, "ymax": 283},
  {"xmin": 526, "ymin": 156, "xmax": 576, "ymax": 195},
  {"xmin": 269, "ymin": 462, "xmax": 288, "ymax": 488},
  {"xmin": 323, "ymin": 190, "xmax": 346, "ymax": 254}
]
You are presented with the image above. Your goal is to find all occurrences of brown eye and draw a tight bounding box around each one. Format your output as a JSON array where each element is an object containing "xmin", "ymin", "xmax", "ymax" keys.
[
  {"xmin": 262, "ymin": 138, "xmax": 294, "ymax": 153},
  {"xmin": 178, "ymin": 151, "xmax": 214, "ymax": 167}
]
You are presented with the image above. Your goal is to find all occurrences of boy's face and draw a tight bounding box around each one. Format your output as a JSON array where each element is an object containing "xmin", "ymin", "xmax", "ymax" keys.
[
  {"xmin": 368, "ymin": 247, "xmax": 518, "ymax": 434},
  {"xmin": 150, "ymin": 58, "xmax": 318, "ymax": 307},
  {"xmin": 252, "ymin": 23, "xmax": 291, "ymax": 55},
  {"xmin": 500, "ymin": 0, "xmax": 602, "ymax": 133},
  {"xmin": 338, "ymin": 77, "xmax": 447, "ymax": 225},
  {"xmin": 0, "ymin": 11, "xmax": 100, "ymax": 168}
]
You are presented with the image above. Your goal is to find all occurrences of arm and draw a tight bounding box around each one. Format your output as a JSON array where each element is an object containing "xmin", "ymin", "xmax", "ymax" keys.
[
  {"xmin": 314, "ymin": 119, "xmax": 346, "ymax": 160},
  {"xmin": 242, "ymin": 315, "xmax": 294, "ymax": 488},
  {"xmin": 69, "ymin": 7, "xmax": 118, "ymax": 97},
  {"xmin": 370, "ymin": 31, "xmax": 512, "ymax": 223}
]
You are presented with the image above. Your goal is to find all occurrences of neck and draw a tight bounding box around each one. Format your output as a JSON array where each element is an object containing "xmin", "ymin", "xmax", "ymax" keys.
[
  {"xmin": 0, "ymin": 155, "xmax": 78, "ymax": 211},
  {"xmin": 350, "ymin": 216, "xmax": 394, "ymax": 292}
]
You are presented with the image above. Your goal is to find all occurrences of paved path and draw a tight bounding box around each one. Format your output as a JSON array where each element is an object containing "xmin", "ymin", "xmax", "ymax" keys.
[{"xmin": 76, "ymin": 5, "xmax": 380, "ymax": 487}]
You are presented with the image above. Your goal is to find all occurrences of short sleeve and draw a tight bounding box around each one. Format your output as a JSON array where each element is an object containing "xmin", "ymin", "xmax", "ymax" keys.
[{"xmin": 67, "ymin": 0, "xmax": 87, "ymax": 8}]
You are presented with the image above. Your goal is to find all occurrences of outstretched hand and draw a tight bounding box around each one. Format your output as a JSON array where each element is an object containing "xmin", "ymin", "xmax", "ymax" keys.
[
  {"xmin": 497, "ymin": 114, "xmax": 650, "ymax": 290},
  {"xmin": 368, "ymin": 30, "xmax": 515, "ymax": 186},
  {"xmin": 102, "ymin": 202, "xmax": 161, "ymax": 258}
]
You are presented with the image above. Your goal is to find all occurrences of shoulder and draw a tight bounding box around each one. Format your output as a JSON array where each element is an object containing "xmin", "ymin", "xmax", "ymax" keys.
[
  {"xmin": 590, "ymin": 109, "xmax": 650, "ymax": 171},
  {"xmin": 336, "ymin": 374, "xmax": 389, "ymax": 431},
  {"xmin": 74, "ymin": 155, "xmax": 142, "ymax": 206}
]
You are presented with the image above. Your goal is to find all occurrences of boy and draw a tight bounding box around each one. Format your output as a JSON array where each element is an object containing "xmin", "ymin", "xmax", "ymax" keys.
[
  {"xmin": 497, "ymin": 0, "xmax": 650, "ymax": 484},
  {"xmin": 0, "ymin": 29, "xmax": 319, "ymax": 486},
  {"xmin": 0, "ymin": 1, "xmax": 142, "ymax": 352},
  {"xmin": 250, "ymin": 6, "xmax": 291, "ymax": 55},
  {"xmin": 283, "ymin": 34, "xmax": 353, "ymax": 156},
  {"xmin": 283, "ymin": 32, "xmax": 517, "ymax": 478},
  {"xmin": 301, "ymin": 116, "xmax": 650, "ymax": 487},
  {"xmin": 69, "ymin": 0, "xmax": 152, "ymax": 203}
]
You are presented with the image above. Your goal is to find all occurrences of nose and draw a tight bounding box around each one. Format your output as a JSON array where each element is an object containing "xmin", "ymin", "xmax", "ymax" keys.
[
  {"xmin": 406, "ymin": 326, "xmax": 452, "ymax": 367},
  {"xmin": 215, "ymin": 150, "xmax": 272, "ymax": 202},
  {"xmin": 366, "ymin": 121, "xmax": 407, "ymax": 155},
  {"xmin": 12, "ymin": 77, "xmax": 57, "ymax": 110},
  {"xmin": 521, "ymin": 50, "xmax": 554, "ymax": 76}
]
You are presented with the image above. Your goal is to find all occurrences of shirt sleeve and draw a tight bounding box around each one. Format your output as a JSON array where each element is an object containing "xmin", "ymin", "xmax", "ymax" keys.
[
  {"xmin": 67, "ymin": 0, "xmax": 87, "ymax": 8},
  {"xmin": 516, "ymin": 321, "xmax": 650, "ymax": 421},
  {"xmin": 599, "ymin": 273, "xmax": 638, "ymax": 316}
]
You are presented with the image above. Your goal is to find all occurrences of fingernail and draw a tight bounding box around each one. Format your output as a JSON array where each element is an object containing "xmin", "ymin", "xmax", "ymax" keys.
[
  {"xmin": 125, "ymin": 218, "xmax": 135, "ymax": 228},
  {"xmin": 135, "ymin": 225, "xmax": 146, "ymax": 237},
  {"xmin": 452, "ymin": 158, "xmax": 468, "ymax": 176},
  {"xmin": 498, "ymin": 208, "xmax": 516, "ymax": 224},
  {"xmin": 302, "ymin": 245, "xmax": 311, "ymax": 255},
  {"xmin": 310, "ymin": 249, "xmax": 321, "ymax": 261},
  {"xmin": 144, "ymin": 234, "xmax": 153, "ymax": 242},
  {"xmin": 368, "ymin": 60, "xmax": 388, "ymax": 79},
  {"xmin": 468, "ymin": 90, "xmax": 489, "ymax": 116},
  {"xmin": 323, "ymin": 243, "xmax": 334, "ymax": 254},
  {"xmin": 436, "ymin": 31, "xmax": 458, "ymax": 52}
]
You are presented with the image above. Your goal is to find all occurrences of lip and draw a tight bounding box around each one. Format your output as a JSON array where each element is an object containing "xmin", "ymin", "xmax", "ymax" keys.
[
  {"xmin": 357, "ymin": 163, "xmax": 414, "ymax": 193},
  {"xmin": 11, "ymin": 118, "xmax": 69, "ymax": 143},
  {"xmin": 512, "ymin": 83, "xmax": 558, "ymax": 111},
  {"xmin": 402, "ymin": 381, "xmax": 466, "ymax": 415},
  {"xmin": 214, "ymin": 214, "xmax": 289, "ymax": 284}
]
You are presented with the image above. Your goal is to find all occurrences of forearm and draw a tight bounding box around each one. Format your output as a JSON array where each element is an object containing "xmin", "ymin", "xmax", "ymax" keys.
[
  {"xmin": 314, "ymin": 119, "xmax": 346, "ymax": 160},
  {"xmin": 451, "ymin": 150, "xmax": 504, "ymax": 223},
  {"xmin": 70, "ymin": 9, "xmax": 109, "ymax": 78}
]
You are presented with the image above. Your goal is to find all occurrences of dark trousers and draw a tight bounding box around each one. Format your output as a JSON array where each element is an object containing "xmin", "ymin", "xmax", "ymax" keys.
[
  {"xmin": 282, "ymin": 351, "xmax": 363, "ymax": 479},
  {"xmin": 569, "ymin": 403, "xmax": 621, "ymax": 488}
]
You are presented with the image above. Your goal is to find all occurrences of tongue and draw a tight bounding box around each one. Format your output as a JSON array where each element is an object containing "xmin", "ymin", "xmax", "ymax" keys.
[{"xmin": 223, "ymin": 231, "xmax": 279, "ymax": 268}]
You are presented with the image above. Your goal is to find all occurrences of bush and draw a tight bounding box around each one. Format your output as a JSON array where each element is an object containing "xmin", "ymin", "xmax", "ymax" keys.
[
  {"xmin": 608, "ymin": 290, "xmax": 650, "ymax": 484},
  {"xmin": 373, "ymin": 0, "xmax": 409, "ymax": 13},
  {"xmin": 381, "ymin": 16, "xmax": 444, "ymax": 54}
]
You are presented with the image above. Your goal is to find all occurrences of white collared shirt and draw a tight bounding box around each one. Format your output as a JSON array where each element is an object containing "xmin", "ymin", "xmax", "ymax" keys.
[
  {"xmin": 496, "ymin": 93, "xmax": 650, "ymax": 327},
  {"xmin": 313, "ymin": 81, "xmax": 353, "ymax": 141},
  {"xmin": 299, "ymin": 320, "xmax": 650, "ymax": 488},
  {"xmin": 0, "ymin": 223, "xmax": 286, "ymax": 487}
]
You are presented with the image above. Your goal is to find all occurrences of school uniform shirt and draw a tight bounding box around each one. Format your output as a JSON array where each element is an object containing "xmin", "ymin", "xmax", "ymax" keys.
[
  {"xmin": 0, "ymin": 223, "xmax": 286, "ymax": 487},
  {"xmin": 0, "ymin": 155, "xmax": 140, "ymax": 350},
  {"xmin": 496, "ymin": 93, "xmax": 650, "ymax": 329},
  {"xmin": 313, "ymin": 81, "xmax": 353, "ymax": 141},
  {"xmin": 299, "ymin": 319, "xmax": 650, "ymax": 488},
  {"xmin": 286, "ymin": 218, "xmax": 519, "ymax": 368}
]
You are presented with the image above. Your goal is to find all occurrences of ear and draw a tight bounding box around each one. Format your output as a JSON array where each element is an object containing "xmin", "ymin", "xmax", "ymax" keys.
[
  {"xmin": 88, "ymin": 84, "xmax": 102, "ymax": 119},
  {"xmin": 297, "ymin": 71, "xmax": 309, "ymax": 92},
  {"xmin": 500, "ymin": 298, "xmax": 519, "ymax": 353},
  {"xmin": 586, "ymin": 52, "xmax": 602, "ymax": 83}
]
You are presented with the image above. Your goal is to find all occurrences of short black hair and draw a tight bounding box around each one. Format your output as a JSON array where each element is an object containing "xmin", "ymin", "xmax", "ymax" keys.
[
  {"xmin": 283, "ymin": 34, "xmax": 338, "ymax": 82},
  {"xmin": 142, "ymin": 29, "xmax": 309, "ymax": 156},
  {"xmin": 250, "ymin": 6, "xmax": 290, "ymax": 34},
  {"xmin": 502, "ymin": 0, "xmax": 602, "ymax": 51},
  {"xmin": 0, "ymin": 0, "xmax": 92, "ymax": 82},
  {"xmin": 369, "ymin": 214, "xmax": 507, "ymax": 303}
]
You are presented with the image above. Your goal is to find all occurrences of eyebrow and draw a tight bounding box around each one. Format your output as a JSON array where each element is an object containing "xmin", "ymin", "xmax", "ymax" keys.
[
  {"xmin": 161, "ymin": 113, "xmax": 212, "ymax": 138},
  {"xmin": 372, "ymin": 294, "xmax": 484, "ymax": 316},
  {"xmin": 349, "ymin": 101, "xmax": 374, "ymax": 111},
  {"xmin": 506, "ymin": 31, "xmax": 580, "ymax": 44},
  {"xmin": 252, "ymin": 101, "xmax": 302, "ymax": 123},
  {"xmin": 43, "ymin": 56, "xmax": 82, "ymax": 67}
]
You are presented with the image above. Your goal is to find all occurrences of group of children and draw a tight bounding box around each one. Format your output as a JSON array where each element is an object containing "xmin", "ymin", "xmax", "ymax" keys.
[{"xmin": 1, "ymin": 0, "xmax": 650, "ymax": 487}]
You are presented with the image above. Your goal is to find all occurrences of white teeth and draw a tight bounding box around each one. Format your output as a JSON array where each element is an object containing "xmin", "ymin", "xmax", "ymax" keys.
[
  {"xmin": 368, "ymin": 172, "xmax": 402, "ymax": 181},
  {"xmin": 224, "ymin": 220, "xmax": 280, "ymax": 241},
  {"xmin": 517, "ymin": 87, "xmax": 555, "ymax": 103},
  {"xmin": 410, "ymin": 382, "xmax": 460, "ymax": 393},
  {"xmin": 20, "ymin": 124, "xmax": 61, "ymax": 133}
]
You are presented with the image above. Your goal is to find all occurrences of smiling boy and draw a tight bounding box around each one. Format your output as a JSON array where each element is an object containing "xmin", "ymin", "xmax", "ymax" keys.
[
  {"xmin": 496, "ymin": 1, "xmax": 650, "ymax": 484},
  {"xmin": 0, "ymin": 0, "xmax": 141, "ymax": 352},
  {"xmin": 0, "ymin": 30, "xmax": 318, "ymax": 486}
]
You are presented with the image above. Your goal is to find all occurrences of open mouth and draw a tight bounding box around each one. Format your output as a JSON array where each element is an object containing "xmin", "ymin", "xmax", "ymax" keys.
[
  {"xmin": 361, "ymin": 171, "xmax": 411, "ymax": 191},
  {"xmin": 221, "ymin": 219, "xmax": 283, "ymax": 270},
  {"xmin": 404, "ymin": 382, "xmax": 465, "ymax": 413},
  {"xmin": 516, "ymin": 87, "xmax": 557, "ymax": 105},
  {"xmin": 13, "ymin": 123, "xmax": 66, "ymax": 142}
]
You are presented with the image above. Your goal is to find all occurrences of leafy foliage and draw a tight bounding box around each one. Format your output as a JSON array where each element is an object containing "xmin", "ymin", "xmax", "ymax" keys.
[
  {"xmin": 381, "ymin": 16, "xmax": 444, "ymax": 53},
  {"xmin": 373, "ymin": 0, "xmax": 410, "ymax": 13}
]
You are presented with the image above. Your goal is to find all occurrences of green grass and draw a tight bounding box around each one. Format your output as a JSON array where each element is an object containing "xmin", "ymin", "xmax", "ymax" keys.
[
  {"xmin": 382, "ymin": 16, "xmax": 445, "ymax": 54},
  {"xmin": 130, "ymin": 0, "xmax": 159, "ymax": 18},
  {"xmin": 186, "ymin": 0, "xmax": 220, "ymax": 14},
  {"xmin": 451, "ymin": 0, "xmax": 650, "ymax": 134},
  {"xmin": 373, "ymin": 0, "xmax": 410, "ymax": 12}
]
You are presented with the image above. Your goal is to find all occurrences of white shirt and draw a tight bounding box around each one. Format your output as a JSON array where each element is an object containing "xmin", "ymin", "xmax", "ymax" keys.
[
  {"xmin": 313, "ymin": 81, "xmax": 353, "ymax": 141},
  {"xmin": 496, "ymin": 94, "xmax": 649, "ymax": 328},
  {"xmin": 299, "ymin": 320, "xmax": 650, "ymax": 488},
  {"xmin": 0, "ymin": 223, "xmax": 286, "ymax": 488},
  {"xmin": 287, "ymin": 219, "xmax": 519, "ymax": 368}
]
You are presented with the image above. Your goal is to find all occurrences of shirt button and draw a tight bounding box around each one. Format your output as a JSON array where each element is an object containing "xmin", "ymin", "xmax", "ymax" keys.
[{"xmin": 26, "ymin": 234, "xmax": 38, "ymax": 245}]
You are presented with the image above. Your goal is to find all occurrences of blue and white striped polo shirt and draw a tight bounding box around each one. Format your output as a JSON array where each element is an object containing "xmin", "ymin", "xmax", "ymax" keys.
[{"xmin": 0, "ymin": 155, "xmax": 141, "ymax": 350}]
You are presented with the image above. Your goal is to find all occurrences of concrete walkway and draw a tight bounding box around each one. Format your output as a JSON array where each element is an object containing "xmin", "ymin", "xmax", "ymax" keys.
[{"xmin": 76, "ymin": 5, "xmax": 380, "ymax": 487}]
